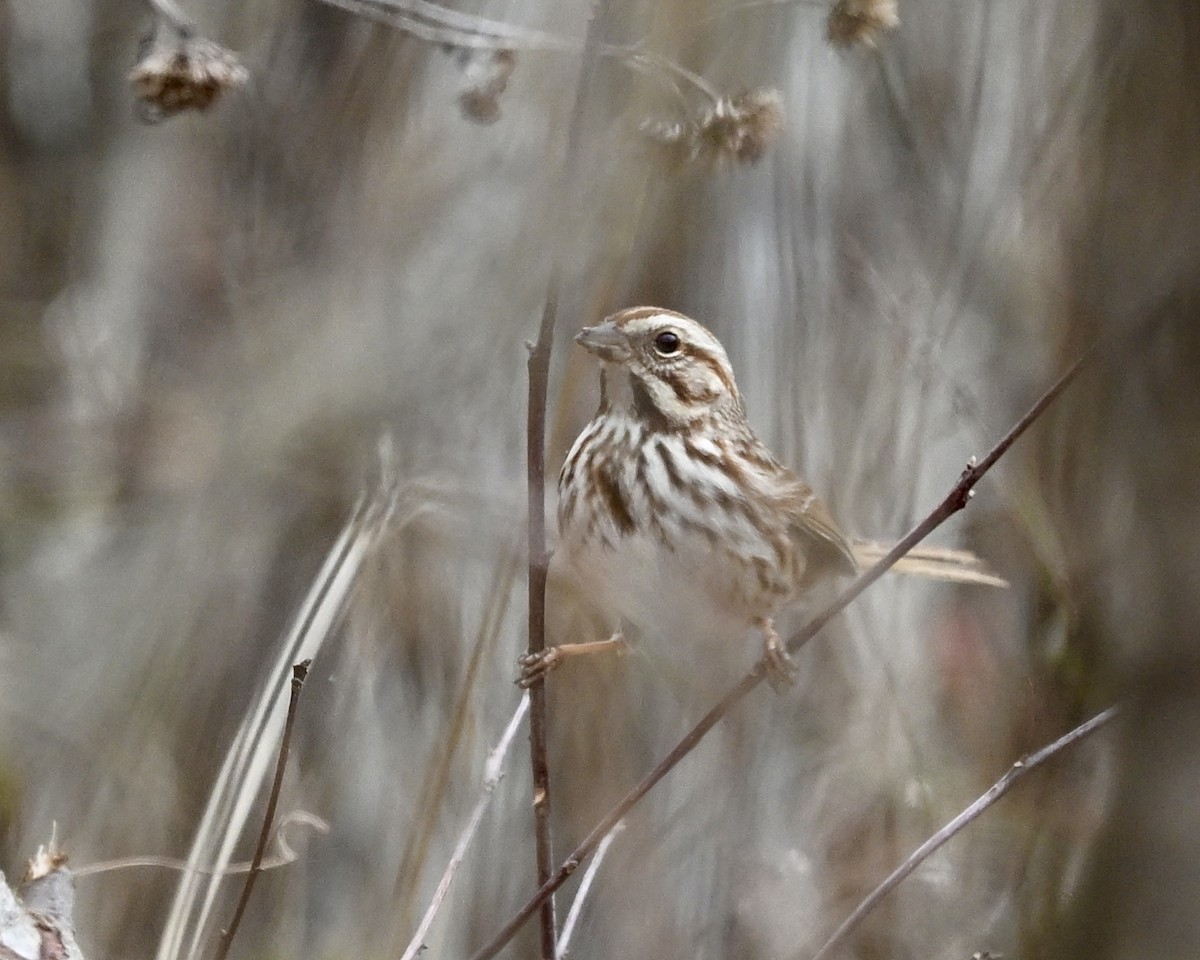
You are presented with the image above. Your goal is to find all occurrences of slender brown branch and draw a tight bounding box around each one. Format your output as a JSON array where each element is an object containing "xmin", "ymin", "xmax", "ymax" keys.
[
  {"xmin": 469, "ymin": 353, "xmax": 1088, "ymax": 960},
  {"xmin": 812, "ymin": 705, "xmax": 1119, "ymax": 960},
  {"xmin": 784, "ymin": 350, "xmax": 1088, "ymax": 660},
  {"xmin": 213, "ymin": 660, "xmax": 310, "ymax": 960},
  {"xmin": 525, "ymin": 263, "xmax": 559, "ymax": 960},
  {"xmin": 524, "ymin": 5, "xmax": 613, "ymax": 958}
]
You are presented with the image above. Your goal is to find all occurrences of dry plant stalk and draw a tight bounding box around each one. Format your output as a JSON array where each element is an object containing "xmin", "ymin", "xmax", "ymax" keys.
[
  {"xmin": 319, "ymin": 0, "xmax": 789, "ymax": 162},
  {"xmin": 398, "ymin": 696, "xmax": 531, "ymax": 960},
  {"xmin": 556, "ymin": 822, "xmax": 624, "ymax": 958},
  {"xmin": 157, "ymin": 485, "xmax": 395, "ymax": 960},
  {"xmin": 812, "ymin": 705, "xmax": 1119, "ymax": 959},
  {"xmin": 73, "ymin": 812, "xmax": 329, "ymax": 879},
  {"xmin": 212, "ymin": 661, "xmax": 311, "ymax": 960},
  {"xmin": 522, "ymin": 3, "xmax": 616, "ymax": 956}
]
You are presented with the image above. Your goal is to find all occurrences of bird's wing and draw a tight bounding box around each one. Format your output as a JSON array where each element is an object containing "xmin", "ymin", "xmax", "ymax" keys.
[{"xmin": 781, "ymin": 480, "xmax": 858, "ymax": 581}]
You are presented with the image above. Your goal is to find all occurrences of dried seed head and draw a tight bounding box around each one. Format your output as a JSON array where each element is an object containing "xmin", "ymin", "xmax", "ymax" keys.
[
  {"xmin": 457, "ymin": 49, "xmax": 517, "ymax": 125},
  {"xmin": 699, "ymin": 89, "xmax": 784, "ymax": 164},
  {"xmin": 643, "ymin": 88, "xmax": 785, "ymax": 167},
  {"xmin": 130, "ymin": 34, "xmax": 248, "ymax": 122},
  {"xmin": 827, "ymin": 0, "xmax": 900, "ymax": 48}
]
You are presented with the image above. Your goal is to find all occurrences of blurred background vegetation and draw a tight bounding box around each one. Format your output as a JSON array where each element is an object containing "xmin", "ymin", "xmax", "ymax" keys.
[{"xmin": 1, "ymin": 0, "xmax": 1198, "ymax": 958}]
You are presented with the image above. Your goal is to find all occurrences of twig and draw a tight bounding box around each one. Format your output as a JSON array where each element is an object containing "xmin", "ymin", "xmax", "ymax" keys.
[
  {"xmin": 621, "ymin": 49, "xmax": 722, "ymax": 103},
  {"xmin": 394, "ymin": 536, "xmax": 522, "ymax": 931},
  {"xmin": 213, "ymin": 661, "xmax": 311, "ymax": 960},
  {"xmin": 315, "ymin": 0, "xmax": 722, "ymax": 106},
  {"xmin": 317, "ymin": 0, "xmax": 575, "ymax": 51},
  {"xmin": 556, "ymin": 822, "xmax": 624, "ymax": 959},
  {"xmin": 467, "ymin": 353, "xmax": 1088, "ymax": 960},
  {"xmin": 157, "ymin": 479, "xmax": 399, "ymax": 960},
  {"xmin": 784, "ymin": 351, "xmax": 1088, "ymax": 660},
  {"xmin": 811, "ymin": 705, "xmax": 1120, "ymax": 960},
  {"xmin": 399, "ymin": 696, "xmax": 531, "ymax": 960},
  {"xmin": 147, "ymin": 0, "xmax": 196, "ymax": 37},
  {"xmin": 523, "ymin": 4, "xmax": 613, "ymax": 958}
]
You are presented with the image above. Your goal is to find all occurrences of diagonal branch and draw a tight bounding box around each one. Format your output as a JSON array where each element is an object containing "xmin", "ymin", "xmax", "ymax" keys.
[
  {"xmin": 468, "ymin": 352, "xmax": 1089, "ymax": 960},
  {"xmin": 811, "ymin": 704, "xmax": 1119, "ymax": 960},
  {"xmin": 782, "ymin": 350, "xmax": 1089, "ymax": 662}
]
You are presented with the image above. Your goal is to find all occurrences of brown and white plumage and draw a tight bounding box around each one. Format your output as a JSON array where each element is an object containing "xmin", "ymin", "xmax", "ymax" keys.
[{"xmin": 553, "ymin": 307, "xmax": 858, "ymax": 683}]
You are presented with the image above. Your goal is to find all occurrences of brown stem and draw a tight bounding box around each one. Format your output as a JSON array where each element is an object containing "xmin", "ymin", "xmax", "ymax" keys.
[
  {"xmin": 811, "ymin": 704, "xmax": 1119, "ymax": 960},
  {"xmin": 784, "ymin": 350, "xmax": 1089, "ymax": 661},
  {"xmin": 470, "ymin": 353, "xmax": 1088, "ymax": 960},
  {"xmin": 213, "ymin": 660, "xmax": 310, "ymax": 960},
  {"xmin": 526, "ymin": 292, "xmax": 559, "ymax": 960},
  {"xmin": 523, "ymin": 4, "xmax": 612, "ymax": 957}
]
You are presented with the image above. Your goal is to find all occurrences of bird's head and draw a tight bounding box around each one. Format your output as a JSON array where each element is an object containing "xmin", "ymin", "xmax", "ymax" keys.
[{"xmin": 575, "ymin": 307, "xmax": 743, "ymax": 428}]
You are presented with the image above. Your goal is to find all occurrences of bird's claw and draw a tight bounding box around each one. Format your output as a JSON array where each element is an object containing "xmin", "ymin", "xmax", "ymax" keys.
[
  {"xmin": 516, "ymin": 648, "xmax": 562, "ymax": 688},
  {"xmin": 757, "ymin": 619, "xmax": 798, "ymax": 694}
]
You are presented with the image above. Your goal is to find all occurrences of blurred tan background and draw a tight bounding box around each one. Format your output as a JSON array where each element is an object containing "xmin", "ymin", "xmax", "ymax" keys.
[{"xmin": 1, "ymin": 0, "xmax": 1198, "ymax": 958}]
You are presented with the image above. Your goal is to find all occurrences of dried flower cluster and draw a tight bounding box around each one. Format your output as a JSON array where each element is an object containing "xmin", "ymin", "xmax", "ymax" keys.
[
  {"xmin": 826, "ymin": 0, "xmax": 900, "ymax": 48},
  {"xmin": 456, "ymin": 49, "xmax": 517, "ymax": 125},
  {"xmin": 642, "ymin": 88, "xmax": 785, "ymax": 166},
  {"xmin": 130, "ymin": 34, "xmax": 249, "ymax": 122}
]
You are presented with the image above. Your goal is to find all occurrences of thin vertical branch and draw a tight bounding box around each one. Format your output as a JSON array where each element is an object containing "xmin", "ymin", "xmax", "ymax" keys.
[
  {"xmin": 469, "ymin": 352, "xmax": 1088, "ymax": 960},
  {"xmin": 213, "ymin": 660, "xmax": 311, "ymax": 960},
  {"xmin": 525, "ymin": 274, "xmax": 559, "ymax": 960},
  {"xmin": 158, "ymin": 479, "xmax": 399, "ymax": 960},
  {"xmin": 524, "ymin": 4, "xmax": 612, "ymax": 958},
  {"xmin": 811, "ymin": 705, "xmax": 1120, "ymax": 960}
]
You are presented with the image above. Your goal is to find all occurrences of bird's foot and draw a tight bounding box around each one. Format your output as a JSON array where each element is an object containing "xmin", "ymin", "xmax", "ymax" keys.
[
  {"xmin": 756, "ymin": 618, "xmax": 798, "ymax": 693},
  {"xmin": 517, "ymin": 647, "xmax": 565, "ymax": 688},
  {"xmin": 516, "ymin": 632, "xmax": 626, "ymax": 688}
]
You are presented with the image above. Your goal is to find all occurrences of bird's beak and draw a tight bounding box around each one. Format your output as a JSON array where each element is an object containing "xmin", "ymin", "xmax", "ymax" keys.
[{"xmin": 575, "ymin": 321, "xmax": 629, "ymax": 362}]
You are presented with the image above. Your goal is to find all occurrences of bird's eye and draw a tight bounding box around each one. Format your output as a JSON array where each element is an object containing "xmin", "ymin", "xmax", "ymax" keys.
[{"xmin": 653, "ymin": 330, "xmax": 682, "ymax": 356}]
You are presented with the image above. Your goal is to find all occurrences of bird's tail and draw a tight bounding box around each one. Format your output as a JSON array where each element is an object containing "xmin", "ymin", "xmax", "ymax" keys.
[{"xmin": 850, "ymin": 540, "xmax": 1008, "ymax": 588}]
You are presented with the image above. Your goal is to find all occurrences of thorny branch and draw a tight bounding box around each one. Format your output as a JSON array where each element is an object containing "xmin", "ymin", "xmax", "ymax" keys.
[
  {"xmin": 213, "ymin": 661, "xmax": 311, "ymax": 960},
  {"xmin": 467, "ymin": 354, "xmax": 1089, "ymax": 960},
  {"xmin": 811, "ymin": 705, "xmax": 1120, "ymax": 960}
]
